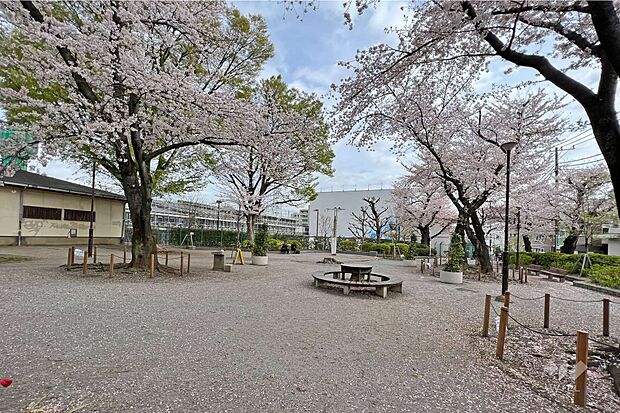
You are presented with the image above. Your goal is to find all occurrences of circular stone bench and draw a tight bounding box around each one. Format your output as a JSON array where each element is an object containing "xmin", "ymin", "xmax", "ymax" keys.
[{"xmin": 312, "ymin": 271, "xmax": 403, "ymax": 298}]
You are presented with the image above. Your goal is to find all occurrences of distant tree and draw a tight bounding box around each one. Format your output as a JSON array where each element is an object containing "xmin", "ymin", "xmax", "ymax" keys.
[
  {"xmin": 214, "ymin": 76, "xmax": 333, "ymax": 242},
  {"xmin": 348, "ymin": 206, "xmax": 369, "ymax": 243},
  {"xmin": 362, "ymin": 197, "xmax": 390, "ymax": 243}
]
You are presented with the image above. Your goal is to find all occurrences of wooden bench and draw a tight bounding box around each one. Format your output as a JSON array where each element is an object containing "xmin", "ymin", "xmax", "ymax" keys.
[
  {"xmin": 313, "ymin": 271, "xmax": 403, "ymax": 298},
  {"xmin": 540, "ymin": 267, "xmax": 569, "ymax": 282},
  {"xmin": 526, "ymin": 264, "xmax": 543, "ymax": 276}
]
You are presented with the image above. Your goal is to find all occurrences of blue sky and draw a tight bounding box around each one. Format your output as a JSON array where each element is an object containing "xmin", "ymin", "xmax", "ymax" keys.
[{"xmin": 35, "ymin": 0, "xmax": 602, "ymax": 202}]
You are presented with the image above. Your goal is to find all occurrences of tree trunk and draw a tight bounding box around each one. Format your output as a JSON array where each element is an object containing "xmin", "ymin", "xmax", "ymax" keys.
[
  {"xmin": 560, "ymin": 228, "xmax": 580, "ymax": 254},
  {"xmin": 418, "ymin": 225, "xmax": 431, "ymax": 247},
  {"xmin": 122, "ymin": 177, "xmax": 156, "ymax": 268},
  {"xmin": 468, "ymin": 210, "xmax": 493, "ymax": 274},
  {"xmin": 523, "ymin": 235, "xmax": 532, "ymax": 252},
  {"xmin": 246, "ymin": 214, "xmax": 257, "ymax": 244}
]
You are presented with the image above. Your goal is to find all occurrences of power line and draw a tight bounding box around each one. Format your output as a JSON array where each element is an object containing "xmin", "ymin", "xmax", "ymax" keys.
[{"xmin": 560, "ymin": 153, "xmax": 604, "ymax": 164}]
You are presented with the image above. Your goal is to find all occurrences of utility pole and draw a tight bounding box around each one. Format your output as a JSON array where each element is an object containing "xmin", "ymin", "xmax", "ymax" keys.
[
  {"xmin": 87, "ymin": 162, "xmax": 96, "ymax": 258},
  {"xmin": 326, "ymin": 207, "xmax": 344, "ymax": 255},
  {"xmin": 516, "ymin": 207, "xmax": 521, "ymax": 272},
  {"xmin": 554, "ymin": 147, "xmax": 559, "ymax": 252}
]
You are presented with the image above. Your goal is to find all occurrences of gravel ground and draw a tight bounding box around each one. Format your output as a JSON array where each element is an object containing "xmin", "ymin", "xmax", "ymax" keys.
[{"xmin": 0, "ymin": 246, "xmax": 619, "ymax": 412}]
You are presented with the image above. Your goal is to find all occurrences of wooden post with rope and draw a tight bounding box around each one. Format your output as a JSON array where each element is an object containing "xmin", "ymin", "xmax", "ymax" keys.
[
  {"xmin": 482, "ymin": 294, "xmax": 491, "ymax": 337},
  {"xmin": 82, "ymin": 250, "xmax": 88, "ymax": 274},
  {"xmin": 180, "ymin": 252, "xmax": 184, "ymax": 276},
  {"xmin": 574, "ymin": 330, "xmax": 588, "ymax": 407},
  {"xmin": 544, "ymin": 293, "xmax": 550, "ymax": 329},
  {"xmin": 187, "ymin": 253, "xmax": 191, "ymax": 273},
  {"xmin": 603, "ymin": 299, "xmax": 610, "ymax": 337},
  {"xmin": 503, "ymin": 291, "xmax": 511, "ymax": 309},
  {"xmin": 149, "ymin": 254, "xmax": 155, "ymax": 278},
  {"xmin": 496, "ymin": 306, "xmax": 509, "ymax": 359},
  {"xmin": 109, "ymin": 254, "xmax": 114, "ymax": 277},
  {"xmin": 93, "ymin": 246, "xmax": 97, "ymax": 263}
]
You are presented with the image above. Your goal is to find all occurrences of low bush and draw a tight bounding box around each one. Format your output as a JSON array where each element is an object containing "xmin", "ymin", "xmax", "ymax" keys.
[
  {"xmin": 445, "ymin": 233, "xmax": 465, "ymax": 272},
  {"xmin": 361, "ymin": 242, "xmax": 391, "ymax": 254},
  {"xmin": 266, "ymin": 238, "xmax": 284, "ymax": 251},
  {"xmin": 583, "ymin": 265, "xmax": 620, "ymax": 289},
  {"xmin": 338, "ymin": 239, "xmax": 359, "ymax": 251},
  {"xmin": 394, "ymin": 243, "xmax": 410, "ymax": 255},
  {"xmin": 253, "ymin": 225, "xmax": 269, "ymax": 256}
]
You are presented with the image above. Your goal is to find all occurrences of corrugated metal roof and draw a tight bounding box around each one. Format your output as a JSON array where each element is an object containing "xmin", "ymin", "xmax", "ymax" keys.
[{"xmin": 0, "ymin": 170, "xmax": 126, "ymax": 201}]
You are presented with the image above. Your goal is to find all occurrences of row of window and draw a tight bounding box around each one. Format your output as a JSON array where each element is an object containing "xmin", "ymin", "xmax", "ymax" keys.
[{"xmin": 23, "ymin": 206, "xmax": 96, "ymax": 222}]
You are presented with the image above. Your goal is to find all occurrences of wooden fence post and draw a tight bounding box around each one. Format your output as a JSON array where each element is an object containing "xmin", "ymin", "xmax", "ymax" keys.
[
  {"xmin": 603, "ymin": 299, "xmax": 610, "ymax": 337},
  {"xmin": 496, "ymin": 306, "xmax": 509, "ymax": 359},
  {"xmin": 420, "ymin": 259, "xmax": 424, "ymax": 274},
  {"xmin": 93, "ymin": 246, "xmax": 97, "ymax": 263},
  {"xmin": 82, "ymin": 250, "xmax": 88, "ymax": 274},
  {"xmin": 180, "ymin": 252, "xmax": 184, "ymax": 276},
  {"xmin": 165, "ymin": 251, "xmax": 169, "ymax": 266},
  {"xmin": 478, "ymin": 265, "xmax": 481, "ymax": 281},
  {"xmin": 67, "ymin": 247, "xmax": 72, "ymax": 267},
  {"xmin": 482, "ymin": 294, "xmax": 491, "ymax": 337},
  {"xmin": 150, "ymin": 254, "xmax": 154, "ymax": 278},
  {"xmin": 123, "ymin": 246, "xmax": 127, "ymax": 264},
  {"xmin": 544, "ymin": 293, "xmax": 550, "ymax": 329},
  {"xmin": 109, "ymin": 254, "xmax": 114, "ymax": 277},
  {"xmin": 187, "ymin": 253, "xmax": 191, "ymax": 273},
  {"xmin": 70, "ymin": 246, "xmax": 75, "ymax": 266},
  {"xmin": 574, "ymin": 330, "xmax": 588, "ymax": 407},
  {"xmin": 503, "ymin": 291, "xmax": 511, "ymax": 309}
]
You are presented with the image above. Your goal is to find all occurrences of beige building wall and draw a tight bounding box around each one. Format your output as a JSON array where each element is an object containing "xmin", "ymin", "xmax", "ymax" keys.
[
  {"xmin": 0, "ymin": 187, "xmax": 124, "ymax": 245},
  {"xmin": 0, "ymin": 186, "xmax": 20, "ymax": 237}
]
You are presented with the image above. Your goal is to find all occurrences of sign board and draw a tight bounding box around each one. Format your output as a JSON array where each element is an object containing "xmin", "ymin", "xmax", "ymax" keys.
[{"xmin": 74, "ymin": 248, "xmax": 84, "ymax": 257}]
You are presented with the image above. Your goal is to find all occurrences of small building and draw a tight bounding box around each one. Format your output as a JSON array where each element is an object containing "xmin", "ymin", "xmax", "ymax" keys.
[{"xmin": 0, "ymin": 171, "xmax": 125, "ymax": 246}]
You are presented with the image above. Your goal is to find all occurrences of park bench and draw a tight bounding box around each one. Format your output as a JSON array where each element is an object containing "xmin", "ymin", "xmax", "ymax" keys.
[
  {"xmin": 313, "ymin": 271, "xmax": 403, "ymax": 298},
  {"xmin": 540, "ymin": 266, "xmax": 569, "ymax": 282},
  {"xmin": 526, "ymin": 264, "xmax": 543, "ymax": 277}
]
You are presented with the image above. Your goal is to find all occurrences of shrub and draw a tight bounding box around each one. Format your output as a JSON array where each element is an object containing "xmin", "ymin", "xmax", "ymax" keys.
[
  {"xmin": 338, "ymin": 239, "xmax": 359, "ymax": 251},
  {"xmin": 584, "ymin": 265, "xmax": 620, "ymax": 289},
  {"xmin": 253, "ymin": 225, "xmax": 268, "ymax": 256},
  {"xmin": 444, "ymin": 233, "xmax": 465, "ymax": 272},
  {"xmin": 266, "ymin": 238, "xmax": 284, "ymax": 251},
  {"xmin": 361, "ymin": 242, "xmax": 391, "ymax": 254},
  {"xmin": 509, "ymin": 253, "xmax": 534, "ymax": 267},
  {"xmin": 405, "ymin": 237, "xmax": 416, "ymax": 260},
  {"xmin": 394, "ymin": 243, "xmax": 410, "ymax": 256},
  {"xmin": 289, "ymin": 240, "xmax": 302, "ymax": 250}
]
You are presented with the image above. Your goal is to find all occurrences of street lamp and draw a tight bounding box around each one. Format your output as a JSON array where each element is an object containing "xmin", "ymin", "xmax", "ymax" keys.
[
  {"xmin": 313, "ymin": 208, "xmax": 319, "ymax": 250},
  {"xmin": 501, "ymin": 140, "xmax": 518, "ymax": 296},
  {"xmin": 216, "ymin": 200, "xmax": 223, "ymax": 249}
]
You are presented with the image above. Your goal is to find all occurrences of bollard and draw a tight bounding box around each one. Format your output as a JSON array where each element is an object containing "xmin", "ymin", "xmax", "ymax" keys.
[
  {"xmin": 180, "ymin": 252, "xmax": 184, "ymax": 276},
  {"xmin": 67, "ymin": 247, "xmax": 72, "ymax": 267},
  {"xmin": 82, "ymin": 251, "xmax": 88, "ymax": 274},
  {"xmin": 603, "ymin": 299, "xmax": 610, "ymax": 337},
  {"xmin": 93, "ymin": 246, "xmax": 97, "ymax": 263},
  {"xmin": 420, "ymin": 259, "xmax": 424, "ymax": 274},
  {"xmin": 123, "ymin": 246, "xmax": 127, "ymax": 264},
  {"xmin": 165, "ymin": 251, "xmax": 169, "ymax": 266},
  {"xmin": 150, "ymin": 254, "xmax": 154, "ymax": 278},
  {"xmin": 574, "ymin": 330, "xmax": 588, "ymax": 407},
  {"xmin": 187, "ymin": 254, "xmax": 191, "ymax": 273},
  {"xmin": 431, "ymin": 263, "xmax": 435, "ymax": 277},
  {"xmin": 109, "ymin": 254, "xmax": 114, "ymax": 277},
  {"xmin": 544, "ymin": 293, "xmax": 550, "ymax": 329},
  {"xmin": 496, "ymin": 306, "xmax": 509, "ymax": 359},
  {"xmin": 482, "ymin": 294, "xmax": 491, "ymax": 337},
  {"xmin": 503, "ymin": 291, "xmax": 511, "ymax": 309}
]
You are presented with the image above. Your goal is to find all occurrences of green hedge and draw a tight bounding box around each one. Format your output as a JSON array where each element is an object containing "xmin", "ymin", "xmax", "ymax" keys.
[
  {"xmin": 510, "ymin": 252, "xmax": 620, "ymax": 289},
  {"xmin": 361, "ymin": 242, "xmax": 391, "ymax": 254},
  {"xmin": 583, "ymin": 265, "xmax": 620, "ymax": 289},
  {"xmin": 338, "ymin": 239, "xmax": 360, "ymax": 251}
]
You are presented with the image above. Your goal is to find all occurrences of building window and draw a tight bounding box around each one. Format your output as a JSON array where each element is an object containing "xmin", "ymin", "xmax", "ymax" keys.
[
  {"xmin": 23, "ymin": 206, "xmax": 62, "ymax": 220},
  {"xmin": 64, "ymin": 209, "xmax": 96, "ymax": 222}
]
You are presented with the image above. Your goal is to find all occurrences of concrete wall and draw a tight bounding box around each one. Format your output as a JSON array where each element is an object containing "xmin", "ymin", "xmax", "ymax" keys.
[{"xmin": 0, "ymin": 186, "xmax": 124, "ymax": 245}]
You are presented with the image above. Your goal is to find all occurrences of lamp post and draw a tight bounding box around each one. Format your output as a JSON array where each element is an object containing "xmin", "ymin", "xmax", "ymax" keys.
[
  {"xmin": 313, "ymin": 208, "xmax": 319, "ymax": 250},
  {"xmin": 501, "ymin": 140, "xmax": 518, "ymax": 296},
  {"xmin": 216, "ymin": 200, "xmax": 222, "ymax": 249},
  {"xmin": 87, "ymin": 162, "xmax": 96, "ymax": 258},
  {"xmin": 516, "ymin": 207, "xmax": 521, "ymax": 278},
  {"xmin": 326, "ymin": 207, "xmax": 344, "ymax": 255}
]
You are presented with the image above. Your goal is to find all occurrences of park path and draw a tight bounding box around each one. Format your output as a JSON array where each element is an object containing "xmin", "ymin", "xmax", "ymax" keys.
[{"xmin": 0, "ymin": 246, "xmax": 618, "ymax": 412}]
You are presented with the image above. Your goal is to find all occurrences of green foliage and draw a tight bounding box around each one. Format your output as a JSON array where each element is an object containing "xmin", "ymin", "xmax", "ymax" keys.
[
  {"xmin": 289, "ymin": 240, "xmax": 302, "ymax": 250},
  {"xmin": 394, "ymin": 243, "xmax": 410, "ymax": 256},
  {"xmin": 266, "ymin": 238, "xmax": 284, "ymax": 251},
  {"xmin": 338, "ymin": 239, "xmax": 360, "ymax": 251},
  {"xmin": 583, "ymin": 265, "xmax": 620, "ymax": 289},
  {"xmin": 444, "ymin": 233, "xmax": 465, "ymax": 272},
  {"xmin": 509, "ymin": 254, "xmax": 534, "ymax": 267},
  {"xmin": 253, "ymin": 224, "xmax": 269, "ymax": 256},
  {"xmin": 361, "ymin": 242, "xmax": 391, "ymax": 254}
]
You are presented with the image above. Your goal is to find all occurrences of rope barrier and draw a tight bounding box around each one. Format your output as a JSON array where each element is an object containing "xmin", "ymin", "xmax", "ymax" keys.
[
  {"xmin": 587, "ymin": 336, "xmax": 618, "ymax": 347},
  {"xmin": 490, "ymin": 302, "xmax": 501, "ymax": 317},
  {"xmin": 549, "ymin": 295, "xmax": 603, "ymax": 303},
  {"xmin": 510, "ymin": 294, "xmax": 545, "ymax": 301},
  {"xmin": 506, "ymin": 311, "xmax": 577, "ymax": 337}
]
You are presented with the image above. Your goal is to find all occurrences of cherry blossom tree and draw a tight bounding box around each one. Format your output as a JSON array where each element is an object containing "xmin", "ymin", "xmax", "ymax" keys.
[
  {"xmin": 0, "ymin": 1, "xmax": 274, "ymax": 267},
  {"xmin": 333, "ymin": 54, "xmax": 564, "ymax": 272},
  {"xmin": 214, "ymin": 76, "xmax": 333, "ymax": 242},
  {"xmin": 392, "ymin": 168, "xmax": 455, "ymax": 247},
  {"xmin": 341, "ymin": 0, "xmax": 620, "ymax": 221}
]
